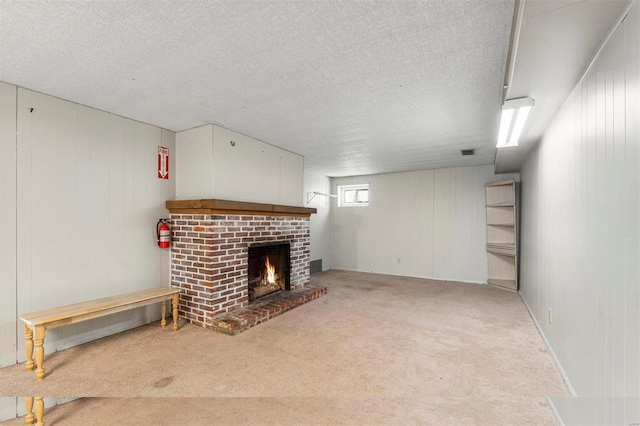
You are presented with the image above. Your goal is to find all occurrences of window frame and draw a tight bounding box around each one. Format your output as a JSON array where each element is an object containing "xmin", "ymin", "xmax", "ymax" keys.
[{"xmin": 337, "ymin": 183, "xmax": 370, "ymax": 207}]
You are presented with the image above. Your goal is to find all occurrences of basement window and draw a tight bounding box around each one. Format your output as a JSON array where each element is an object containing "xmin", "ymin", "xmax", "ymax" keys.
[{"xmin": 338, "ymin": 184, "xmax": 369, "ymax": 207}]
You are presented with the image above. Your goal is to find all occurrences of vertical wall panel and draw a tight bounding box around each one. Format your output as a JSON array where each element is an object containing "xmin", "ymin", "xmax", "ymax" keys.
[
  {"xmin": 132, "ymin": 120, "xmax": 148, "ymax": 304},
  {"xmin": 213, "ymin": 125, "xmax": 280, "ymax": 204},
  {"xmin": 404, "ymin": 170, "xmax": 433, "ymax": 278},
  {"xmin": 161, "ymin": 129, "xmax": 177, "ymax": 286},
  {"xmin": 603, "ymin": 39, "xmax": 617, "ymax": 401},
  {"xmin": 331, "ymin": 165, "xmax": 515, "ymax": 283},
  {"xmin": 355, "ymin": 176, "xmax": 378, "ymax": 271},
  {"xmin": 101, "ymin": 114, "xmax": 130, "ymax": 331},
  {"xmin": 142, "ymin": 123, "xmax": 165, "ymax": 322},
  {"xmin": 584, "ymin": 70, "xmax": 598, "ymax": 397},
  {"xmin": 303, "ymin": 171, "xmax": 332, "ymax": 270},
  {"xmin": 594, "ymin": 60, "xmax": 608, "ymax": 398},
  {"xmin": 30, "ymin": 92, "xmax": 59, "ymax": 320},
  {"xmin": 0, "ymin": 398, "xmax": 17, "ymax": 422},
  {"xmin": 73, "ymin": 104, "xmax": 94, "ymax": 345},
  {"xmin": 0, "ymin": 83, "xmax": 17, "ymax": 369},
  {"xmin": 91, "ymin": 109, "xmax": 111, "ymax": 298},
  {"xmin": 55, "ymin": 99, "xmax": 80, "ymax": 345},
  {"xmin": 279, "ymin": 152, "xmax": 304, "ymax": 207},
  {"xmin": 16, "ymin": 88, "xmax": 34, "ymax": 358},
  {"xmin": 376, "ymin": 172, "xmax": 401, "ymax": 273},
  {"xmin": 432, "ymin": 168, "xmax": 453, "ymax": 280},
  {"xmin": 609, "ymin": 25, "xmax": 627, "ymax": 402},
  {"xmin": 108, "ymin": 114, "xmax": 126, "ymax": 295},
  {"xmin": 130, "ymin": 122, "xmax": 154, "ymax": 325},
  {"xmin": 519, "ymin": 147, "xmax": 538, "ymax": 315},
  {"xmin": 142, "ymin": 122, "xmax": 164, "ymax": 289},
  {"xmin": 623, "ymin": 2, "xmax": 640, "ymax": 400},
  {"xmin": 122, "ymin": 118, "xmax": 136, "ymax": 295},
  {"xmin": 521, "ymin": 4, "xmax": 639, "ymax": 423},
  {"xmin": 420, "ymin": 170, "xmax": 435, "ymax": 277},
  {"xmin": 88, "ymin": 109, "xmax": 111, "ymax": 334},
  {"xmin": 175, "ymin": 124, "xmax": 304, "ymax": 206},
  {"xmin": 175, "ymin": 125, "xmax": 214, "ymax": 199}
]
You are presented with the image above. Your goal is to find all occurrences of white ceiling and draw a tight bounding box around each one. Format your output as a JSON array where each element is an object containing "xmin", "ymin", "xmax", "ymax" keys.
[
  {"xmin": 3, "ymin": 1, "xmax": 625, "ymax": 177},
  {"xmin": 0, "ymin": 0, "xmax": 514, "ymax": 177}
]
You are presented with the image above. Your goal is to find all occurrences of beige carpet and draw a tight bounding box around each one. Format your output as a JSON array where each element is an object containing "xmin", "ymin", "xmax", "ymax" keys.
[{"xmin": 0, "ymin": 270, "xmax": 570, "ymax": 424}]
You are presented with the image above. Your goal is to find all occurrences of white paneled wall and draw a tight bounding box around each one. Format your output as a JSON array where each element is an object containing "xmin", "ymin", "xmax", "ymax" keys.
[
  {"xmin": 331, "ymin": 165, "xmax": 516, "ymax": 283},
  {"xmin": 174, "ymin": 125, "xmax": 214, "ymax": 198},
  {"xmin": 175, "ymin": 124, "xmax": 304, "ymax": 206},
  {"xmin": 14, "ymin": 87, "xmax": 175, "ymax": 352},
  {"xmin": 303, "ymin": 171, "xmax": 332, "ymax": 270},
  {"xmin": 520, "ymin": 3, "xmax": 639, "ymax": 423},
  {"xmin": 0, "ymin": 84, "xmax": 176, "ymax": 421},
  {"xmin": 0, "ymin": 398, "xmax": 17, "ymax": 422}
]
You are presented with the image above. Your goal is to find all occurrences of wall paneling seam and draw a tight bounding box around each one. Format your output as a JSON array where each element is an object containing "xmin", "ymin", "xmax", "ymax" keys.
[{"xmin": 13, "ymin": 85, "xmax": 18, "ymax": 365}]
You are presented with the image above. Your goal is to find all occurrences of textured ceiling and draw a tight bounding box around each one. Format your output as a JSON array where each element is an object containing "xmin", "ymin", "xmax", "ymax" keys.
[{"xmin": 0, "ymin": 0, "xmax": 514, "ymax": 177}]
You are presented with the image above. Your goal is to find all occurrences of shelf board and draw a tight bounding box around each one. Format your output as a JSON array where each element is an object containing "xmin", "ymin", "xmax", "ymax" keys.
[
  {"xmin": 486, "ymin": 203, "xmax": 515, "ymax": 207},
  {"xmin": 487, "ymin": 243, "xmax": 516, "ymax": 249},
  {"xmin": 485, "ymin": 179, "xmax": 516, "ymax": 188},
  {"xmin": 487, "ymin": 278, "xmax": 517, "ymax": 291},
  {"xmin": 487, "ymin": 250, "xmax": 516, "ymax": 257},
  {"xmin": 486, "ymin": 244, "xmax": 516, "ymax": 257},
  {"xmin": 487, "ymin": 223, "xmax": 515, "ymax": 226}
]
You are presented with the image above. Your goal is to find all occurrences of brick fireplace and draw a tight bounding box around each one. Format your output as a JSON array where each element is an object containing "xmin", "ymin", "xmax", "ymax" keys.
[{"xmin": 165, "ymin": 199, "xmax": 326, "ymax": 334}]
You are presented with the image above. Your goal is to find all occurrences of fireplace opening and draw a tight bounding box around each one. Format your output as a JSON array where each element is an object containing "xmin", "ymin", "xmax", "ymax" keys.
[{"xmin": 248, "ymin": 242, "xmax": 291, "ymax": 302}]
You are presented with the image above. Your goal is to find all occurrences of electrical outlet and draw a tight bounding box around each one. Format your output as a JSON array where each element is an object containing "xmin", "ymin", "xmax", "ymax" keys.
[{"xmin": 548, "ymin": 308, "xmax": 552, "ymax": 324}]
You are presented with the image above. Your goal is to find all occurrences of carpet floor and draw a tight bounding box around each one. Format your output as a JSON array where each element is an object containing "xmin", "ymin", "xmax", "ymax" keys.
[{"xmin": 0, "ymin": 270, "xmax": 570, "ymax": 424}]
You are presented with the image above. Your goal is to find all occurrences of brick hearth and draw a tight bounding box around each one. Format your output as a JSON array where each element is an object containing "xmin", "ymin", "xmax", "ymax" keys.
[
  {"xmin": 211, "ymin": 285, "xmax": 327, "ymax": 335},
  {"xmin": 166, "ymin": 199, "xmax": 325, "ymax": 333}
]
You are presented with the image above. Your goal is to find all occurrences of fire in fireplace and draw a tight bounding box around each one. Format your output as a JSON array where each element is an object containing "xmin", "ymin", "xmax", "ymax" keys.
[{"xmin": 248, "ymin": 242, "xmax": 291, "ymax": 302}]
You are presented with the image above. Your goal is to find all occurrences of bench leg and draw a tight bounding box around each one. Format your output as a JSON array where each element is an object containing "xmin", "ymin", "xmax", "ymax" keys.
[
  {"xmin": 160, "ymin": 300, "xmax": 167, "ymax": 328},
  {"xmin": 172, "ymin": 294, "xmax": 179, "ymax": 331},
  {"xmin": 35, "ymin": 397, "xmax": 44, "ymax": 426},
  {"xmin": 25, "ymin": 397, "xmax": 33, "ymax": 424},
  {"xmin": 34, "ymin": 326, "xmax": 45, "ymax": 381},
  {"xmin": 24, "ymin": 325, "xmax": 34, "ymax": 372}
]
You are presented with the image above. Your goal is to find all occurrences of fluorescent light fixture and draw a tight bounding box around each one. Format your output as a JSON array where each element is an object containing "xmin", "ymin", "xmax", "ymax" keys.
[
  {"xmin": 497, "ymin": 109, "xmax": 513, "ymax": 147},
  {"xmin": 497, "ymin": 97, "xmax": 534, "ymax": 148}
]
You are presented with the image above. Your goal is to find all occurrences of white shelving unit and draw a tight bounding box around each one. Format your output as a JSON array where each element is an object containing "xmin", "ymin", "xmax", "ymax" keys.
[{"xmin": 485, "ymin": 180, "xmax": 518, "ymax": 291}]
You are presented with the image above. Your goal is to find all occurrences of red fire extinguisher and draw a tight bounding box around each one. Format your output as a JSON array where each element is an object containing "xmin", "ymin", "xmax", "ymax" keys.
[{"xmin": 157, "ymin": 219, "xmax": 171, "ymax": 249}]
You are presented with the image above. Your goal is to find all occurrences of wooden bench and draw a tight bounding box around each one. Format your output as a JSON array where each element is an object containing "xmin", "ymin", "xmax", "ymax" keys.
[{"xmin": 19, "ymin": 287, "xmax": 181, "ymax": 382}]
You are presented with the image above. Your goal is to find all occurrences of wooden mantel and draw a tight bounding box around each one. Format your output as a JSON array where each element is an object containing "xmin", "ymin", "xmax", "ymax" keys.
[{"xmin": 165, "ymin": 199, "xmax": 317, "ymax": 217}]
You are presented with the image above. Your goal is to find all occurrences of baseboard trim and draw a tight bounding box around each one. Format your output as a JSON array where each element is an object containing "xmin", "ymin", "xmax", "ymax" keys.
[
  {"xmin": 327, "ymin": 268, "xmax": 487, "ymax": 285},
  {"xmin": 519, "ymin": 292, "xmax": 577, "ymax": 397},
  {"xmin": 546, "ymin": 397, "xmax": 565, "ymax": 426}
]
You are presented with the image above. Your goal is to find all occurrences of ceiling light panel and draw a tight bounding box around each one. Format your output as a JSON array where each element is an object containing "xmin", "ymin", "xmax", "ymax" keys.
[{"xmin": 496, "ymin": 97, "xmax": 535, "ymax": 148}]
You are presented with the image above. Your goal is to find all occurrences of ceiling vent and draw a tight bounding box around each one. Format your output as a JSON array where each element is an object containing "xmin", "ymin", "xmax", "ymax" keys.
[{"xmin": 461, "ymin": 149, "xmax": 475, "ymax": 156}]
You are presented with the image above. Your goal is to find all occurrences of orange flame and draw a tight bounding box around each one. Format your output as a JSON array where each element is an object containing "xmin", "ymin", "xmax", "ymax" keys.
[{"xmin": 265, "ymin": 257, "xmax": 276, "ymax": 284}]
